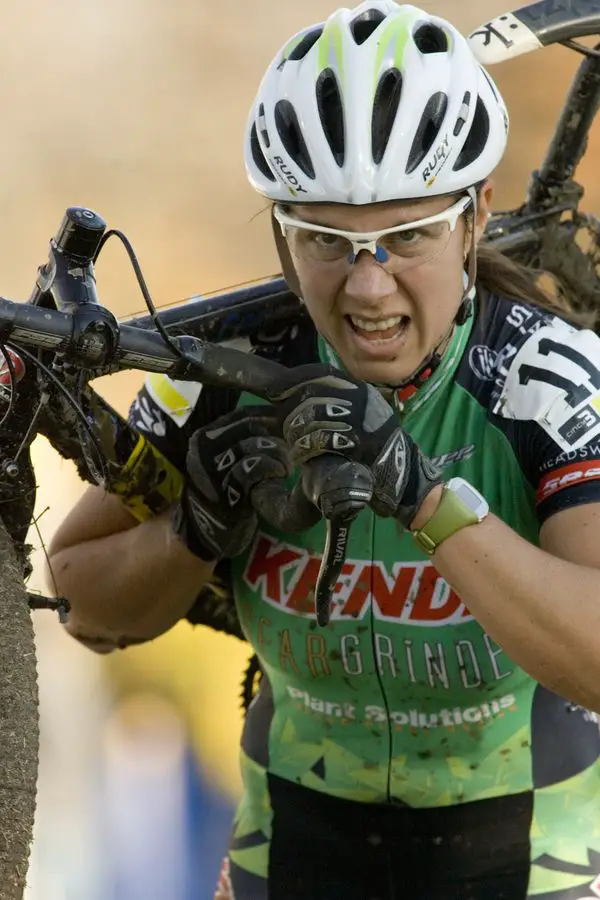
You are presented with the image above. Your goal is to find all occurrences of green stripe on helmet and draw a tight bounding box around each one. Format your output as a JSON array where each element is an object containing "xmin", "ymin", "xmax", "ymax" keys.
[
  {"xmin": 317, "ymin": 14, "xmax": 345, "ymax": 84},
  {"xmin": 373, "ymin": 9, "xmax": 420, "ymax": 92}
]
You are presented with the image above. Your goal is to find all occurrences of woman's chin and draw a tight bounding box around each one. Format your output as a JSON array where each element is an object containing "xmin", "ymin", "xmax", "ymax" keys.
[
  {"xmin": 336, "ymin": 335, "xmax": 423, "ymax": 385},
  {"xmin": 348, "ymin": 358, "xmax": 419, "ymax": 386}
]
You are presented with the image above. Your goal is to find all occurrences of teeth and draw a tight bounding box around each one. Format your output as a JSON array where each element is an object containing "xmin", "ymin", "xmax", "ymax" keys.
[{"xmin": 350, "ymin": 315, "xmax": 405, "ymax": 332}]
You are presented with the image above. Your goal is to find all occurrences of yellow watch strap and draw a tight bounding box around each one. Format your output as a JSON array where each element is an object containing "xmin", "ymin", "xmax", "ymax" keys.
[{"xmin": 412, "ymin": 484, "xmax": 480, "ymax": 556}]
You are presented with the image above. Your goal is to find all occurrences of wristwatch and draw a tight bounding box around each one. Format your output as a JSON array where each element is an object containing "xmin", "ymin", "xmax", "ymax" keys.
[{"xmin": 412, "ymin": 477, "xmax": 489, "ymax": 556}]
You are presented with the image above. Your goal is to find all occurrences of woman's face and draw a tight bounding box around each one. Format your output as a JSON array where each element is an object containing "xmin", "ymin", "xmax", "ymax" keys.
[{"xmin": 280, "ymin": 184, "xmax": 493, "ymax": 385}]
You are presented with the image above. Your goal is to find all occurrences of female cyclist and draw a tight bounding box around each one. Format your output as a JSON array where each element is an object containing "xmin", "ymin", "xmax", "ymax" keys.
[{"xmin": 49, "ymin": 2, "xmax": 600, "ymax": 897}]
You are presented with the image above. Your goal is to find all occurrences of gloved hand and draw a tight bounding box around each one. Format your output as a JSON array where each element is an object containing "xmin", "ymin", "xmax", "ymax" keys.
[
  {"xmin": 172, "ymin": 405, "xmax": 292, "ymax": 561},
  {"xmin": 272, "ymin": 364, "xmax": 442, "ymax": 527}
]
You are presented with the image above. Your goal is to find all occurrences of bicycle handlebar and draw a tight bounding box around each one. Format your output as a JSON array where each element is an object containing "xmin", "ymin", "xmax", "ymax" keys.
[{"xmin": 0, "ymin": 208, "xmax": 371, "ymax": 626}]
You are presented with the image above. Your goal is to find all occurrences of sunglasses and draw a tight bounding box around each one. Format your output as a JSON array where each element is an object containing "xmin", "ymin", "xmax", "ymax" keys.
[{"xmin": 273, "ymin": 195, "xmax": 472, "ymax": 268}]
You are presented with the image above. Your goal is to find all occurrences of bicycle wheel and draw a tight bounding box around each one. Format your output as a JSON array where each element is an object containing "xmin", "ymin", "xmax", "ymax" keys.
[{"xmin": 0, "ymin": 518, "xmax": 38, "ymax": 899}]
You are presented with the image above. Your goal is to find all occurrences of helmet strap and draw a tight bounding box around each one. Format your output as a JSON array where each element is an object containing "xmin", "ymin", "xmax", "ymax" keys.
[
  {"xmin": 395, "ymin": 186, "xmax": 479, "ymax": 402},
  {"xmin": 455, "ymin": 186, "xmax": 479, "ymax": 325}
]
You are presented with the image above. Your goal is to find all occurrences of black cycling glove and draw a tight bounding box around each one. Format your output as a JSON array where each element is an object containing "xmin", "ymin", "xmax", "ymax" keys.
[
  {"xmin": 272, "ymin": 364, "xmax": 442, "ymax": 527},
  {"xmin": 172, "ymin": 405, "xmax": 292, "ymax": 561}
]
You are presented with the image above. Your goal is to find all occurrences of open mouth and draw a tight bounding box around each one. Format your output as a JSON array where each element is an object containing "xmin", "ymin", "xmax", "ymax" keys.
[{"xmin": 346, "ymin": 314, "xmax": 410, "ymax": 344}]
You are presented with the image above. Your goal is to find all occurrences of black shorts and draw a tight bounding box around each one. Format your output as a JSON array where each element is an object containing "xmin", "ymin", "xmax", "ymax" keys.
[{"xmin": 216, "ymin": 775, "xmax": 600, "ymax": 900}]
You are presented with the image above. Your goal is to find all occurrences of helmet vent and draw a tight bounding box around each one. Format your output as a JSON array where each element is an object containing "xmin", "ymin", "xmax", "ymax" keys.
[
  {"xmin": 372, "ymin": 68, "xmax": 403, "ymax": 165},
  {"xmin": 453, "ymin": 91, "xmax": 471, "ymax": 138},
  {"xmin": 288, "ymin": 27, "xmax": 324, "ymax": 61},
  {"xmin": 257, "ymin": 103, "xmax": 270, "ymax": 147},
  {"xmin": 453, "ymin": 95, "xmax": 490, "ymax": 172},
  {"xmin": 250, "ymin": 122, "xmax": 276, "ymax": 182},
  {"xmin": 316, "ymin": 68, "xmax": 345, "ymax": 167},
  {"xmin": 413, "ymin": 23, "xmax": 449, "ymax": 54},
  {"xmin": 405, "ymin": 91, "xmax": 448, "ymax": 174},
  {"xmin": 274, "ymin": 100, "xmax": 316, "ymax": 178},
  {"xmin": 350, "ymin": 8, "xmax": 386, "ymax": 45}
]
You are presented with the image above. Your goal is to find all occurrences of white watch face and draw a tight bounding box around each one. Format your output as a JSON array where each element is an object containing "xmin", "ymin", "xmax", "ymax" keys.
[{"xmin": 446, "ymin": 477, "xmax": 489, "ymax": 519}]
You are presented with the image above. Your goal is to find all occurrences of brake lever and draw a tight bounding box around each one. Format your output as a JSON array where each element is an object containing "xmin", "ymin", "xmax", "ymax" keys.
[
  {"xmin": 250, "ymin": 457, "xmax": 373, "ymax": 624},
  {"xmin": 301, "ymin": 457, "xmax": 373, "ymax": 626}
]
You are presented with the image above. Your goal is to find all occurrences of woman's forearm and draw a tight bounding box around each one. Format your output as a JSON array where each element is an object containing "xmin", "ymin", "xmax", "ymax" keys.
[
  {"xmin": 48, "ymin": 509, "xmax": 213, "ymax": 651},
  {"xmin": 415, "ymin": 490, "xmax": 600, "ymax": 709}
]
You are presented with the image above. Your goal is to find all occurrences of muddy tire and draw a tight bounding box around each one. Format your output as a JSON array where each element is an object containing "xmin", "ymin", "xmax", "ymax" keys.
[{"xmin": 0, "ymin": 521, "xmax": 37, "ymax": 899}]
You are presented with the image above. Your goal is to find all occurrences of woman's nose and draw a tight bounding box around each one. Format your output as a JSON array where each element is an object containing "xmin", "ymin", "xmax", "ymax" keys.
[{"xmin": 344, "ymin": 250, "xmax": 397, "ymax": 303}]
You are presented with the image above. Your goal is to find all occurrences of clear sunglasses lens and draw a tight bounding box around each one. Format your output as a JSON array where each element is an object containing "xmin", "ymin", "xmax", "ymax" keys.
[
  {"xmin": 285, "ymin": 213, "xmax": 458, "ymax": 267},
  {"xmin": 286, "ymin": 226, "xmax": 353, "ymax": 261},
  {"xmin": 380, "ymin": 221, "xmax": 453, "ymax": 264}
]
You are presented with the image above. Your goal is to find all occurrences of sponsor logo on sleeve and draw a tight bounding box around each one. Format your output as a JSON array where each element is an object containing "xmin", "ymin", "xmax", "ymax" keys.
[{"xmin": 537, "ymin": 459, "xmax": 600, "ymax": 503}]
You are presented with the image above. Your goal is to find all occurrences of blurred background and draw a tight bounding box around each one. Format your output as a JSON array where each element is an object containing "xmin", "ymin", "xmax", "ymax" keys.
[{"xmin": 0, "ymin": 0, "xmax": 594, "ymax": 896}]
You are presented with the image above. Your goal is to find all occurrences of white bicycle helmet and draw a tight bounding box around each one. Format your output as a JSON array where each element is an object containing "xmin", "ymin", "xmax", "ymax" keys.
[{"xmin": 245, "ymin": 0, "xmax": 509, "ymax": 204}]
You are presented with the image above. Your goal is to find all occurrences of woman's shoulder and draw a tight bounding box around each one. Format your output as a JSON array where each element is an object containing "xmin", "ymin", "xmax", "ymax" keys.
[
  {"xmin": 472, "ymin": 289, "xmax": 574, "ymax": 357},
  {"xmin": 459, "ymin": 289, "xmax": 600, "ymax": 453}
]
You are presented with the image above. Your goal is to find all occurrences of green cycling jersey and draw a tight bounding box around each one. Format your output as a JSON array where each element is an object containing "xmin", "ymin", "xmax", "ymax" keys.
[{"xmin": 129, "ymin": 290, "xmax": 600, "ymax": 896}]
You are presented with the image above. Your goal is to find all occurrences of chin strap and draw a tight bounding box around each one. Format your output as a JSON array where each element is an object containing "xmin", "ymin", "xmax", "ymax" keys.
[
  {"xmin": 392, "ymin": 280, "xmax": 476, "ymax": 405},
  {"xmin": 393, "ymin": 346, "xmax": 447, "ymax": 405}
]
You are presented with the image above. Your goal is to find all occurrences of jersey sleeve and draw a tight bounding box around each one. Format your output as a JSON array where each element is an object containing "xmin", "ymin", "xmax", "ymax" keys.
[
  {"xmin": 128, "ymin": 372, "xmax": 240, "ymax": 472},
  {"xmin": 128, "ymin": 373, "xmax": 203, "ymax": 472},
  {"xmin": 492, "ymin": 320, "xmax": 600, "ymax": 523}
]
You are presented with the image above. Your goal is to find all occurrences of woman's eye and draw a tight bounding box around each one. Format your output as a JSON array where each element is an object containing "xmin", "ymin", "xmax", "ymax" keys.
[
  {"xmin": 396, "ymin": 229, "xmax": 420, "ymax": 243},
  {"xmin": 385, "ymin": 229, "xmax": 422, "ymax": 249},
  {"xmin": 313, "ymin": 233, "xmax": 345, "ymax": 247}
]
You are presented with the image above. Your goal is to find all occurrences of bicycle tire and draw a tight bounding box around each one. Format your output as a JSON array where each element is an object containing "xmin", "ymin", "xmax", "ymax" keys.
[{"xmin": 0, "ymin": 519, "xmax": 38, "ymax": 900}]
